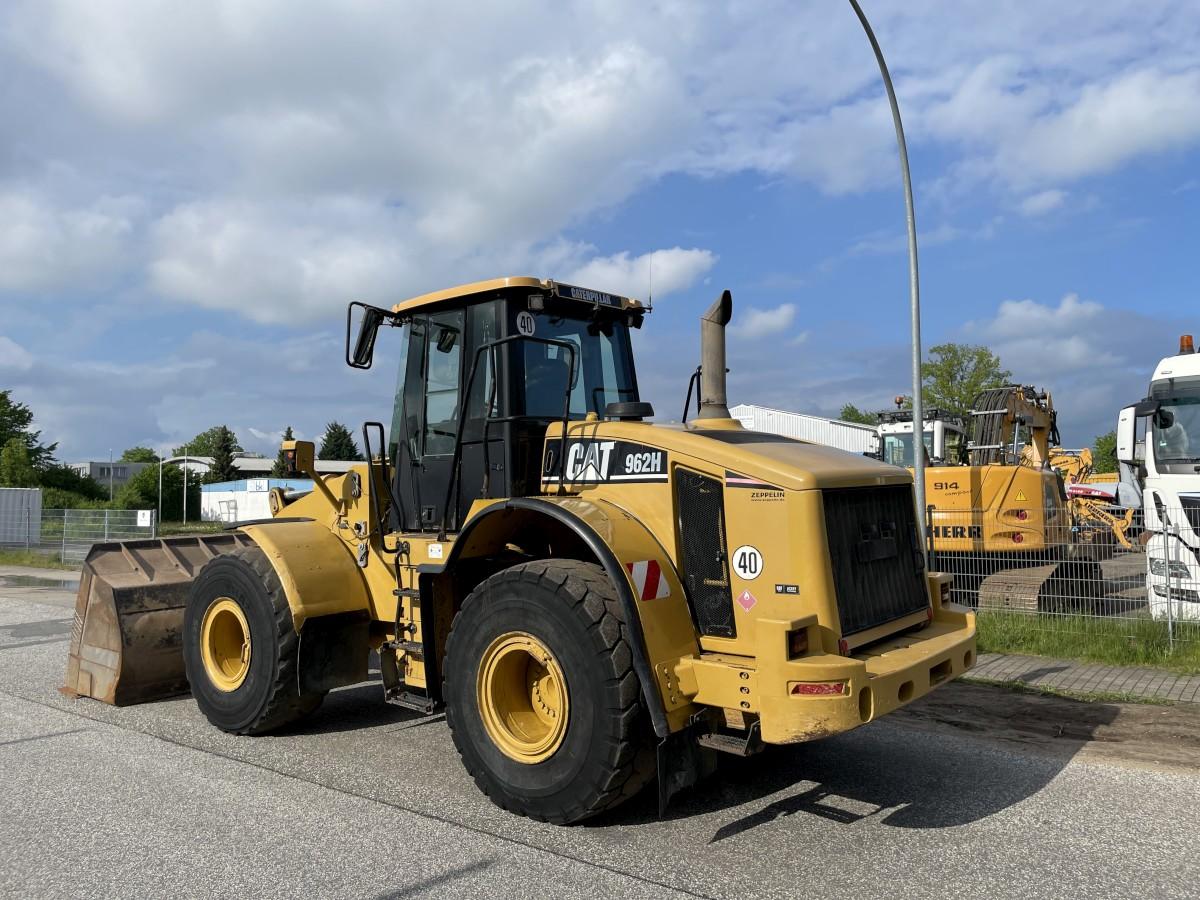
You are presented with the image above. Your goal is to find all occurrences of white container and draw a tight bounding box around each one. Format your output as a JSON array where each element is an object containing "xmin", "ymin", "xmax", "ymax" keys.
[{"xmin": 0, "ymin": 487, "xmax": 43, "ymax": 546}]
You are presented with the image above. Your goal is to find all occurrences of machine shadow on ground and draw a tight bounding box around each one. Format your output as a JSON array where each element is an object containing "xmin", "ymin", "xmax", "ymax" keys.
[{"xmin": 590, "ymin": 683, "xmax": 1122, "ymax": 837}]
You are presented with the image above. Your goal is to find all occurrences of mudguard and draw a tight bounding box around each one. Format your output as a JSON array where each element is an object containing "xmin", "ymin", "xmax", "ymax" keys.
[{"xmin": 446, "ymin": 496, "xmax": 702, "ymax": 738}]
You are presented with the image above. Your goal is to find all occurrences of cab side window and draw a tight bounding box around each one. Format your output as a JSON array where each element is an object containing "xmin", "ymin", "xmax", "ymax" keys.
[{"xmin": 423, "ymin": 310, "xmax": 464, "ymax": 456}]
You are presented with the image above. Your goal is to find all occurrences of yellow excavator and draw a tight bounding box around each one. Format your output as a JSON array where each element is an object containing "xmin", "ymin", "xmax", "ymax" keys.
[
  {"xmin": 923, "ymin": 385, "xmax": 1103, "ymax": 610},
  {"xmin": 63, "ymin": 278, "xmax": 976, "ymax": 822},
  {"xmin": 1048, "ymin": 447, "xmax": 1136, "ymax": 551}
]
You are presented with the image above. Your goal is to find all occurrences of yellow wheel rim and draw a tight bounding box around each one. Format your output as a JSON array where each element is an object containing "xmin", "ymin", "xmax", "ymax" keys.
[
  {"xmin": 477, "ymin": 632, "xmax": 569, "ymax": 764},
  {"xmin": 199, "ymin": 597, "xmax": 251, "ymax": 692}
]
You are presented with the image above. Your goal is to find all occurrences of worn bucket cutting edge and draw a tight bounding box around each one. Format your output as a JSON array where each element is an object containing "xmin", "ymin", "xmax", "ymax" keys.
[{"xmin": 63, "ymin": 532, "xmax": 254, "ymax": 706}]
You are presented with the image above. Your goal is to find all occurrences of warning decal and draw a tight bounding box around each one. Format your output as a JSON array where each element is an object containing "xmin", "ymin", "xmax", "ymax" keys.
[
  {"xmin": 626, "ymin": 559, "xmax": 670, "ymax": 601},
  {"xmin": 1014, "ymin": 489, "xmax": 1028, "ymax": 502},
  {"xmin": 736, "ymin": 589, "xmax": 757, "ymax": 612}
]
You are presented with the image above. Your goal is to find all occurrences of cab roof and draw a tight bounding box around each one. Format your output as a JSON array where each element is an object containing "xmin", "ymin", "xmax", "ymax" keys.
[{"xmin": 391, "ymin": 276, "xmax": 644, "ymax": 316}]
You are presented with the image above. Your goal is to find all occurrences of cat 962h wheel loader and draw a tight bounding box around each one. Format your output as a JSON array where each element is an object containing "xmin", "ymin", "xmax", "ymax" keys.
[{"xmin": 64, "ymin": 277, "xmax": 976, "ymax": 823}]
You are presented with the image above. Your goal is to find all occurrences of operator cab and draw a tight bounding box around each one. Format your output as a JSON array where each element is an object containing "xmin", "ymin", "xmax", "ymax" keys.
[
  {"xmin": 348, "ymin": 277, "xmax": 649, "ymax": 533},
  {"xmin": 876, "ymin": 408, "xmax": 966, "ymax": 466}
]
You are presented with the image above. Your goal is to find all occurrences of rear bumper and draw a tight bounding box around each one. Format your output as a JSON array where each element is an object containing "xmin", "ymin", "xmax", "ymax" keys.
[
  {"xmin": 681, "ymin": 607, "xmax": 976, "ymax": 745},
  {"xmin": 759, "ymin": 609, "xmax": 976, "ymax": 744}
]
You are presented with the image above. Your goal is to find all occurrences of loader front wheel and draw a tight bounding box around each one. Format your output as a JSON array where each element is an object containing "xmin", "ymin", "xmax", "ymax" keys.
[
  {"xmin": 444, "ymin": 560, "xmax": 654, "ymax": 824},
  {"xmin": 183, "ymin": 546, "xmax": 324, "ymax": 735}
]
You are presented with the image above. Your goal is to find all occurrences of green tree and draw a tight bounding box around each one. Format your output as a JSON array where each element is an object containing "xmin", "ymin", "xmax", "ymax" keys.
[
  {"xmin": 318, "ymin": 422, "xmax": 362, "ymax": 460},
  {"xmin": 206, "ymin": 426, "xmax": 241, "ymax": 484},
  {"xmin": 0, "ymin": 390, "xmax": 56, "ymax": 468},
  {"xmin": 173, "ymin": 425, "xmax": 243, "ymax": 458},
  {"xmin": 271, "ymin": 425, "xmax": 295, "ymax": 477},
  {"xmin": 121, "ymin": 446, "xmax": 160, "ymax": 463},
  {"xmin": 839, "ymin": 403, "xmax": 878, "ymax": 425},
  {"xmin": 1092, "ymin": 430, "xmax": 1117, "ymax": 473},
  {"xmin": 38, "ymin": 464, "xmax": 107, "ymax": 500},
  {"xmin": 116, "ymin": 462, "xmax": 200, "ymax": 522},
  {"xmin": 0, "ymin": 437, "xmax": 38, "ymax": 486},
  {"xmin": 921, "ymin": 343, "xmax": 1011, "ymax": 418}
]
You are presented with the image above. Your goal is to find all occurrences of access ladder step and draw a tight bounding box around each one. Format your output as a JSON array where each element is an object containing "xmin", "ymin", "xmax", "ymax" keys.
[
  {"xmin": 696, "ymin": 722, "xmax": 763, "ymax": 757},
  {"xmin": 393, "ymin": 587, "xmax": 421, "ymax": 599},
  {"xmin": 385, "ymin": 689, "xmax": 440, "ymax": 714}
]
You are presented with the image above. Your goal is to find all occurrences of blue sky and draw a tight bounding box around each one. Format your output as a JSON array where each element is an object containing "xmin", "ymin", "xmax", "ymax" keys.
[{"xmin": 1, "ymin": 1, "xmax": 1198, "ymax": 460}]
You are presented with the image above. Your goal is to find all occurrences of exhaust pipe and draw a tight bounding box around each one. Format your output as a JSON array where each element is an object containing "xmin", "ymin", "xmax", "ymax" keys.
[{"xmin": 698, "ymin": 290, "xmax": 733, "ymax": 420}]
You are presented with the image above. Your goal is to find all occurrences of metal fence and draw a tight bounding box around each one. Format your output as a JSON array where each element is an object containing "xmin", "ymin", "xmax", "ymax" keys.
[
  {"xmin": 0, "ymin": 507, "xmax": 157, "ymax": 564},
  {"xmin": 928, "ymin": 504, "xmax": 1199, "ymax": 654}
]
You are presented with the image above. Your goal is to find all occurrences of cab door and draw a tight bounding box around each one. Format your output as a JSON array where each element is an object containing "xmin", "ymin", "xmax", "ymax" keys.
[{"xmin": 393, "ymin": 309, "xmax": 464, "ymax": 532}]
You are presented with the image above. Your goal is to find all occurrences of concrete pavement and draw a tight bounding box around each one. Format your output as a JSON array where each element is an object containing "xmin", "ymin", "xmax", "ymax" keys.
[{"xmin": 2, "ymin": 572, "xmax": 1198, "ymax": 899}]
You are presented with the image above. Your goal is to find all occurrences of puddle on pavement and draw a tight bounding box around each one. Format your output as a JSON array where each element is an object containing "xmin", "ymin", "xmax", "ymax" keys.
[{"xmin": 0, "ymin": 575, "xmax": 81, "ymax": 591}]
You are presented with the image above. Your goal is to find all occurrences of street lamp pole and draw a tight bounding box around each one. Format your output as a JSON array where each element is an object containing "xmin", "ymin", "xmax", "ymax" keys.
[
  {"xmin": 108, "ymin": 448, "xmax": 114, "ymax": 501},
  {"xmin": 183, "ymin": 453, "xmax": 188, "ymax": 523},
  {"xmin": 158, "ymin": 452, "xmax": 163, "ymax": 526},
  {"xmin": 848, "ymin": 0, "xmax": 927, "ymax": 551}
]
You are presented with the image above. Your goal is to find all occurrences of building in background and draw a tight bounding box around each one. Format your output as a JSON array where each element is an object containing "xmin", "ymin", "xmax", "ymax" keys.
[
  {"xmin": 730, "ymin": 404, "xmax": 878, "ymax": 455},
  {"xmin": 201, "ymin": 478, "xmax": 315, "ymax": 523},
  {"xmin": 69, "ymin": 460, "xmax": 152, "ymax": 493},
  {"xmin": 163, "ymin": 454, "xmax": 358, "ymax": 478}
]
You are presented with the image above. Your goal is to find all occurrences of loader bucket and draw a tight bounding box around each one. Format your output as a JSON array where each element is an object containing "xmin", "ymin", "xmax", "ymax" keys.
[{"xmin": 63, "ymin": 532, "xmax": 255, "ymax": 706}]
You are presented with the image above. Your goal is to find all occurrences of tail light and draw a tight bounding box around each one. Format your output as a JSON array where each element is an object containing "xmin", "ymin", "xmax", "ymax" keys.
[
  {"xmin": 790, "ymin": 681, "xmax": 848, "ymax": 696},
  {"xmin": 1012, "ymin": 533, "xmax": 1024, "ymax": 544},
  {"xmin": 837, "ymin": 638, "xmax": 849, "ymax": 655},
  {"xmin": 1007, "ymin": 509, "xmax": 1029, "ymax": 521}
]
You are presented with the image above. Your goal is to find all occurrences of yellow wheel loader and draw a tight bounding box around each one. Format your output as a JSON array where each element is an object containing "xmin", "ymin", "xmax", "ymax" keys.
[
  {"xmin": 923, "ymin": 385, "xmax": 1104, "ymax": 611},
  {"xmin": 64, "ymin": 278, "xmax": 976, "ymax": 823}
]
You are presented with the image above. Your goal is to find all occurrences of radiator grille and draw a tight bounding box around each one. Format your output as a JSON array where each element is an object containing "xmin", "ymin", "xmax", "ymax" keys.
[
  {"xmin": 675, "ymin": 468, "xmax": 735, "ymax": 638},
  {"xmin": 823, "ymin": 485, "xmax": 929, "ymax": 636}
]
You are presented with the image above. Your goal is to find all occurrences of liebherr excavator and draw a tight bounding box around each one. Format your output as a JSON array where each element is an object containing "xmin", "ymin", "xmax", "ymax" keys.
[
  {"xmin": 63, "ymin": 279, "xmax": 976, "ymax": 822},
  {"xmin": 924, "ymin": 385, "xmax": 1104, "ymax": 610}
]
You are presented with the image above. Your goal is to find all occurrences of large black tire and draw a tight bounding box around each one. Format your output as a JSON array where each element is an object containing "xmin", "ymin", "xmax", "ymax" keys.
[
  {"xmin": 443, "ymin": 560, "xmax": 655, "ymax": 824},
  {"xmin": 183, "ymin": 546, "xmax": 324, "ymax": 735}
]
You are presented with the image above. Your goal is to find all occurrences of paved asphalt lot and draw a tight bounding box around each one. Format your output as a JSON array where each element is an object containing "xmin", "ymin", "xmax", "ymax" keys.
[{"xmin": 2, "ymin": 572, "xmax": 1198, "ymax": 899}]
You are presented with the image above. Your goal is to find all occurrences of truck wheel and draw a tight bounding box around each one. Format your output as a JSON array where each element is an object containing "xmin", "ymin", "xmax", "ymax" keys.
[
  {"xmin": 183, "ymin": 546, "xmax": 324, "ymax": 735},
  {"xmin": 444, "ymin": 560, "xmax": 655, "ymax": 823}
]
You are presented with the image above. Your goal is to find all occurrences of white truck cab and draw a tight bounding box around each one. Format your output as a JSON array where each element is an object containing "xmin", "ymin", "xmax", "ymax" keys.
[
  {"xmin": 1117, "ymin": 335, "xmax": 1200, "ymax": 620},
  {"xmin": 877, "ymin": 408, "xmax": 966, "ymax": 468}
]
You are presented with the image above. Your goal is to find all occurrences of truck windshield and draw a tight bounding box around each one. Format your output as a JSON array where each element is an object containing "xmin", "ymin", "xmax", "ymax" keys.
[
  {"xmin": 522, "ymin": 313, "xmax": 638, "ymax": 418},
  {"xmin": 1151, "ymin": 375, "xmax": 1200, "ymax": 467},
  {"xmin": 882, "ymin": 432, "xmax": 932, "ymax": 467}
]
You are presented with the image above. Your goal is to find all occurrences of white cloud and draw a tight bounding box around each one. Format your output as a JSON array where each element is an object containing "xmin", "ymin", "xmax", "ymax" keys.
[
  {"xmin": 1000, "ymin": 68, "xmax": 1200, "ymax": 185},
  {"xmin": 731, "ymin": 303, "xmax": 796, "ymax": 340},
  {"xmin": 0, "ymin": 190, "xmax": 135, "ymax": 293},
  {"xmin": 0, "ymin": 336, "xmax": 34, "ymax": 371},
  {"xmin": 563, "ymin": 247, "xmax": 716, "ymax": 301},
  {"xmin": 1019, "ymin": 189, "xmax": 1067, "ymax": 217}
]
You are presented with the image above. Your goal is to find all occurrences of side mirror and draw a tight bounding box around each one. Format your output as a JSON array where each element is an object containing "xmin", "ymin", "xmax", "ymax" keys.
[
  {"xmin": 346, "ymin": 302, "xmax": 389, "ymax": 369},
  {"xmin": 1132, "ymin": 398, "xmax": 1160, "ymax": 417},
  {"xmin": 282, "ymin": 440, "xmax": 315, "ymax": 477},
  {"xmin": 1116, "ymin": 405, "xmax": 1138, "ymax": 464}
]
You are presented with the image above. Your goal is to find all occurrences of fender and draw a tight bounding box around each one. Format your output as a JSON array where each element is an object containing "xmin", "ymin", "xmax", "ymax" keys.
[
  {"xmin": 437, "ymin": 496, "xmax": 702, "ymax": 739},
  {"xmin": 240, "ymin": 520, "xmax": 371, "ymax": 632}
]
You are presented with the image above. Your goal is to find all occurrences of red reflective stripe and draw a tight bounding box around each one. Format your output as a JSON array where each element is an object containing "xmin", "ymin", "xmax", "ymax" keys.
[{"xmin": 640, "ymin": 559, "xmax": 661, "ymax": 601}]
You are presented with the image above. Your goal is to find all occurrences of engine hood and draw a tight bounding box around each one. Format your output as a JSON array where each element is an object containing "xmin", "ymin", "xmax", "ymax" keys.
[{"xmin": 545, "ymin": 420, "xmax": 911, "ymax": 491}]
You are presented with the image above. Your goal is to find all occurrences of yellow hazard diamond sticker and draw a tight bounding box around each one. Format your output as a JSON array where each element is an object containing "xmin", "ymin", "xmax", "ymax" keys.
[{"xmin": 1014, "ymin": 489, "xmax": 1028, "ymax": 502}]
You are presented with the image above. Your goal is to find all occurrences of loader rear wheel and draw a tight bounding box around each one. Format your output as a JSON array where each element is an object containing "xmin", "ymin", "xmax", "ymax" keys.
[
  {"xmin": 444, "ymin": 560, "xmax": 655, "ymax": 824},
  {"xmin": 183, "ymin": 546, "xmax": 324, "ymax": 735}
]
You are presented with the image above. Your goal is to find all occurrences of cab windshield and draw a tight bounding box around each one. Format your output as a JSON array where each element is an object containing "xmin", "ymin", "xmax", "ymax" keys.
[
  {"xmin": 521, "ymin": 312, "xmax": 638, "ymax": 418},
  {"xmin": 1151, "ymin": 375, "xmax": 1200, "ymax": 469},
  {"xmin": 881, "ymin": 432, "xmax": 932, "ymax": 467}
]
